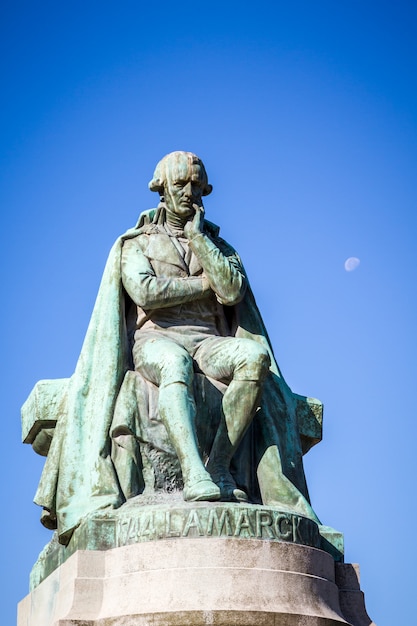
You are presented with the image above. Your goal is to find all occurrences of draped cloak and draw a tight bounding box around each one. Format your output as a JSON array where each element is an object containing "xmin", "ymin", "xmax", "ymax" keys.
[{"xmin": 34, "ymin": 209, "xmax": 319, "ymax": 545}]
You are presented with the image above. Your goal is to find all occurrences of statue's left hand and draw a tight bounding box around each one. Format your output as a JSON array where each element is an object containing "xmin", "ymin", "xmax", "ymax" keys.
[{"xmin": 184, "ymin": 206, "xmax": 204, "ymax": 240}]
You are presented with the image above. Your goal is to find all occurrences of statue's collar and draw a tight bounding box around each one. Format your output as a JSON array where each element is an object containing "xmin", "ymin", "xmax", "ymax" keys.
[{"xmin": 135, "ymin": 203, "xmax": 220, "ymax": 238}]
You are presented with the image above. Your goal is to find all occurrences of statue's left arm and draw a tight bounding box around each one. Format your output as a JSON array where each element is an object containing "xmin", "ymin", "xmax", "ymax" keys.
[{"xmin": 188, "ymin": 232, "xmax": 247, "ymax": 306}]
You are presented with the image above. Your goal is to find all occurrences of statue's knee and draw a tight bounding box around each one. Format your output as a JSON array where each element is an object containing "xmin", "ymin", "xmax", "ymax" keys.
[
  {"xmin": 237, "ymin": 342, "xmax": 270, "ymax": 381},
  {"xmin": 252, "ymin": 345, "xmax": 271, "ymax": 379},
  {"xmin": 159, "ymin": 351, "xmax": 194, "ymax": 387}
]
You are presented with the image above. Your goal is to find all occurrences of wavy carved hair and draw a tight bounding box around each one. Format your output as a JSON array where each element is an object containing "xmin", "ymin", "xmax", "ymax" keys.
[{"xmin": 148, "ymin": 151, "xmax": 213, "ymax": 196}]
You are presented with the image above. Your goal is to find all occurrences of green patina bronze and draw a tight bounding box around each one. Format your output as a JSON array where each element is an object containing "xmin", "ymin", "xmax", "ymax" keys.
[{"xmin": 22, "ymin": 151, "xmax": 341, "ymax": 573}]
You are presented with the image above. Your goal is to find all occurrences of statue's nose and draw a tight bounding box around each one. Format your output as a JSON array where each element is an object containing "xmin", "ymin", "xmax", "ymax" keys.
[{"xmin": 183, "ymin": 182, "xmax": 193, "ymax": 197}]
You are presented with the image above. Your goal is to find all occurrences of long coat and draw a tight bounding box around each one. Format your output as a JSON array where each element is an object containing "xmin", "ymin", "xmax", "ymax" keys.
[{"xmin": 34, "ymin": 206, "xmax": 319, "ymax": 545}]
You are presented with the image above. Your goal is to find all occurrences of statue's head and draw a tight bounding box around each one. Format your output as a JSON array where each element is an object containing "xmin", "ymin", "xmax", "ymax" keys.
[
  {"xmin": 149, "ymin": 151, "xmax": 213, "ymax": 196},
  {"xmin": 149, "ymin": 151, "xmax": 213, "ymax": 218}
]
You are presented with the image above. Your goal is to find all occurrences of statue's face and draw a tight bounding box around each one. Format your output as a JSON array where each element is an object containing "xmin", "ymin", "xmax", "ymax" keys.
[{"xmin": 164, "ymin": 158, "xmax": 206, "ymax": 218}]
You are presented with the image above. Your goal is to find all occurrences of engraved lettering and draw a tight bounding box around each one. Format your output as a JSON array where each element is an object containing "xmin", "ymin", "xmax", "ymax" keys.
[
  {"xmin": 110, "ymin": 507, "xmax": 321, "ymax": 548},
  {"xmin": 165, "ymin": 510, "xmax": 181, "ymax": 537},
  {"xmin": 182, "ymin": 509, "xmax": 204, "ymax": 537},
  {"xmin": 234, "ymin": 509, "xmax": 254, "ymax": 537},
  {"xmin": 126, "ymin": 516, "xmax": 140, "ymax": 542},
  {"xmin": 206, "ymin": 508, "xmax": 234, "ymax": 536},
  {"xmin": 292, "ymin": 515, "xmax": 303, "ymax": 543},
  {"xmin": 292, "ymin": 515, "xmax": 305, "ymax": 544},
  {"xmin": 274, "ymin": 514, "xmax": 293, "ymax": 540},
  {"xmin": 140, "ymin": 512, "xmax": 155, "ymax": 538},
  {"xmin": 255, "ymin": 509, "xmax": 274, "ymax": 538}
]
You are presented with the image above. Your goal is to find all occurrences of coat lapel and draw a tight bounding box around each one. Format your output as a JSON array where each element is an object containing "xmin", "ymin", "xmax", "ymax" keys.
[{"xmin": 146, "ymin": 232, "xmax": 188, "ymax": 272}]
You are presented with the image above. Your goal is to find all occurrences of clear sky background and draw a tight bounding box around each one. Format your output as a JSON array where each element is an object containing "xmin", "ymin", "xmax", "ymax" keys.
[{"xmin": 1, "ymin": 1, "xmax": 416, "ymax": 624}]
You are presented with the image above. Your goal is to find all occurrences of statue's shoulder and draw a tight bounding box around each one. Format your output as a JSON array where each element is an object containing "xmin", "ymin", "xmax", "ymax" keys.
[
  {"xmin": 122, "ymin": 215, "xmax": 164, "ymax": 242},
  {"xmin": 136, "ymin": 223, "xmax": 163, "ymax": 236},
  {"xmin": 126, "ymin": 207, "xmax": 169, "ymax": 238},
  {"xmin": 121, "ymin": 226, "xmax": 163, "ymax": 257}
]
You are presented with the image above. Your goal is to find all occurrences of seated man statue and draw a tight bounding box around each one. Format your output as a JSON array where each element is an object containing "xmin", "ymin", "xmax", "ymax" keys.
[
  {"xmin": 120, "ymin": 151, "xmax": 270, "ymax": 503},
  {"xmin": 28, "ymin": 151, "xmax": 321, "ymax": 545}
]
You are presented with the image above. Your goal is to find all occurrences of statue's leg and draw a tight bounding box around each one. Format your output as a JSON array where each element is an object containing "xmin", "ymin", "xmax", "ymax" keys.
[
  {"xmin": 133, "ymin": 334, "xmax": 220, "ymax": 502},
  {"xmin": 208, "ymin": 379, "xmax": 262, "ymax": 501},
  {"xmin": 195, "ymin": 337, "xmax": 270, "ymax": 501}
]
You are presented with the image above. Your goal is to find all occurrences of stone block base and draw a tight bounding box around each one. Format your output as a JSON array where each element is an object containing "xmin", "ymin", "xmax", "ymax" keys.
[{"xmin": 18, "ymin": 538, "xmax": 374, "ymax": 626}]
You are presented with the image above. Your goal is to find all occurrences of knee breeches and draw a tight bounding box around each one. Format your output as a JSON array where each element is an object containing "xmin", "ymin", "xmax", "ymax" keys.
[{"xmin": 133, "ymin": 331, "xmax": 271, "ymax": 388}]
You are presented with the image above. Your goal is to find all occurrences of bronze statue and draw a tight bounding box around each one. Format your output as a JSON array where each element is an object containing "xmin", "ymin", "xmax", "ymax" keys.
[{"xmin": 22, "ymin": 151, "xmax": 322, "ymax": 546}]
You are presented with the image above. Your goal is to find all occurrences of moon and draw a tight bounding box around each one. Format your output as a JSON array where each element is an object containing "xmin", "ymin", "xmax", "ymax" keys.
[{"xmin": 344, "ymin": 257, "xmax": 360, "ymax": 272}]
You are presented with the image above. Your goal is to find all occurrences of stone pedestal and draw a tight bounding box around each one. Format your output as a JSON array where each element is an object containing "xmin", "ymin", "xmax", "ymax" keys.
[
  {"xmin": 17, "ymin": 539, "xmax": 374, "ymax": 626},
  {"xmin": 17, "ymin": 502, "xmax": 374, "ymax": 626},
  {"xmin": 18, "ymin": 496, "xmax": 372, "ymax": 626}
]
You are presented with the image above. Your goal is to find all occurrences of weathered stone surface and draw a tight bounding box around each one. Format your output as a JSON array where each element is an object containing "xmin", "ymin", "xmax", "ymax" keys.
[
  {"xmin": 336, "ymin": 563, "xmax": 376, "ymax": 626},
  {"xmin": 29, "ymin": 499, "xmax": 342, "ymax": 590},
  {"xmin": 19, "ymin": 539, "xmax": 369, "ymax": 626}
]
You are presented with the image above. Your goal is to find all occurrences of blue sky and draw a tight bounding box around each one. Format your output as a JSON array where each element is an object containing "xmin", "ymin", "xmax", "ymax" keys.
[{"xmin": 2, "ymin": 2, "xmax": 417, "ymax": 624}]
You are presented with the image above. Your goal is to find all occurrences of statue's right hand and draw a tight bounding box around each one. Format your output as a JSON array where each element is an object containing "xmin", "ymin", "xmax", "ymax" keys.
[{"xmin": 184, "ymin": 206, "xmax": 204, "ymax": 239}]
